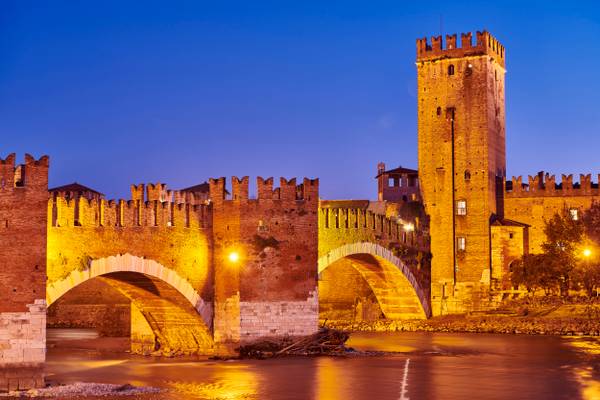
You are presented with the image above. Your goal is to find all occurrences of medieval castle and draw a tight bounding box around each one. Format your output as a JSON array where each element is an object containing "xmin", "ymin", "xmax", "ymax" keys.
[
  {"xmin": 0, "ymin": 29, "xmax": 596, "ymax": 390},
  {"xmin": 378, "ymin": 30, "xmax": 600, "ymax": 314}
]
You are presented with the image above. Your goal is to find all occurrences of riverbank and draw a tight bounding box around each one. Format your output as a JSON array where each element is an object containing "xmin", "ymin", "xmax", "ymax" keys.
[
  {"xmin": 0, "ymin": 382, "xmax": 164, "ymax": 399},
  {"xmin": 325, "ymin": 297, "xmax": 600, "ymax": 336}
]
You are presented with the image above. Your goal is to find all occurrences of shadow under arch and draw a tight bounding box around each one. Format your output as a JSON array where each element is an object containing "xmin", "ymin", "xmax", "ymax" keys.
[
  {"xmin": 48, "ymin": 270, "xmax": 215, "ymax": 356},
  {"xmin": 46, "ymin": 253, "xmax": 212, "ymax": 327},
  {"xmin": 318, "ymin": 242, "xmax": 431, "ymax": 319}
]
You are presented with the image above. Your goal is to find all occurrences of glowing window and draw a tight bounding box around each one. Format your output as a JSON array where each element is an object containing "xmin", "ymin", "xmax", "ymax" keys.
[
  {"xmin": 570, "ymin": 208, "xmax": 579, "ymax": 221},
  {"xmin": 456, "ymin": 200, "xmax": 467, "ymax": 216},
  {"xmin": 457, "ymin": 237, "xmax": 466, "ymax": 251}
]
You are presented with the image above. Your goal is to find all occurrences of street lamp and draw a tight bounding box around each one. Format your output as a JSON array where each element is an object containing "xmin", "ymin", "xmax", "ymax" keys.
[
  {"xmin": 228, "ymin": 251, "xmax": 240, "ymax": 263},
  {"xmin": 583, "ymin": 248, "xmax": 592, "ymax": 258}
]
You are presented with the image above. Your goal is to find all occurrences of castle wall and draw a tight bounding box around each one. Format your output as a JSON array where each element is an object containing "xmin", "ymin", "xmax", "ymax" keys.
[
  {"xmin": 505, "ymin": 173, "xmax": 600, "ymax": 254},
  {"xmin": 490, "ymin": 224, "xmax": 527, "ymax": 289},
  {"xmin": 47, "ymin": 188, "xmax": 213, "ymax": 306},
  {"xmin": 417, "ymin": 31, "xmax": 506, "ymax": 315},
  {"xmin": 0, "ymin": 154, "xmax": 48, "ymax": 391},
  {"xmin": 318, "ymin": 200, "xmax": 430, "ymax": 287},
  {"xmin": 210, "ymin": 177, "xmax": 319, "ymax": 347}
]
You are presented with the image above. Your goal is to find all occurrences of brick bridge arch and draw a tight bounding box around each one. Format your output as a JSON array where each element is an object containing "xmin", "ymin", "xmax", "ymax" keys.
[
  {"xmin": 46, "ymin": 253, "xmax": 213, "ymax": 326},
  {"xmin": 318, "ymin": 242, "xmax": 432, "ymax": 319}
]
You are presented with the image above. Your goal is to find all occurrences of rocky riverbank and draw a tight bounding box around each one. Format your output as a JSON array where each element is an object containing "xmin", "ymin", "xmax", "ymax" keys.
[
  {"xmin": 0, "ymin": 382, "xmax": 163, "ymax": 398},
  {"xmin": 325, "ymin": 298, "xmax": 600, "ymax": 336}
]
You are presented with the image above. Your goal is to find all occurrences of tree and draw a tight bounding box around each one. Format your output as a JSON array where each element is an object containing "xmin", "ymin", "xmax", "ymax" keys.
[
  {"xmin": 573, "ymin": 260, "xmax": 600, "ymax": 297},
  {"xmin": 582, "ymin": 202, "xmax": 600, "ymax": 244},
  {"xmin": 511, "ymin": 253, "xmax": 560, "ymax": 295},
  {"xmin": 541, "ymin": 208, "xmax": 584, "ymax": 296},
  {"xmin": 576, "ymin": 203, "xmax": 600, "ymax": 296}
]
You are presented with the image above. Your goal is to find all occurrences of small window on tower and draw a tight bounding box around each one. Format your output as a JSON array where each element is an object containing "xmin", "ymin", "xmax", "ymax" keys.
[
  {"xmin": 464, "ymin": 170, "xmax": 471, "ymax": 181},
  {"xmin": 448, "ymin": 65, "xmax": 455, "ymax": 76},
  {"xmin": 456, "ymin": 200, "xmax": 467, "ymax": 216},
  {"xmin": 570, "ymin": 208, "xmax": 579, "ymax": 221},
  {"xmin": 457, "ymin": 237, "xmax": 466, "ymax": 251},
  {"xmin": 436, "ymin": 107, "xmax": 442, "ymax": 116}
]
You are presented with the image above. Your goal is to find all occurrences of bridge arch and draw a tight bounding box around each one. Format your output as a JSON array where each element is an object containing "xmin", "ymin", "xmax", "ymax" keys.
[
  {"xmin": 318, "ymin": 242, "xmax": 431, "ymax": 319},
  {"xmin": 46, "ymin": 253, "xmax": 212, "ymax": 327}
]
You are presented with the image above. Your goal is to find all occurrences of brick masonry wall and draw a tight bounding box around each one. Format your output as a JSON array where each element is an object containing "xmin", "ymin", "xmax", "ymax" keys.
[
  {"xmin": 239, "ymin": 291, "xmax": 318, "ymax": 342},
  {"xmin": 317, "ymin": 201, "xmax": 430, "ymax": 291},
  {"xmin": 47, "ymin": 191, "xmax": 213, "ymax": 305},
  {"xmin": 210, "ymin": 177, "xmax": 319, "ymax": 346},
  {"xmin": 0, "ymin": 300, "xmax": 46, "ymax": 391},
  {"xmin": 417, "ymin": 32, "xmax": 506, "ymax": 314},
  {"xmin": 0, "ymin": 154, "xmax": 48, "ymax": 390},
  {"xmin": 490, "ymin": 224, "xmax": 527, "ymax": 289},
  {"xmin": 505, "ymin": 177, "xmax": 600, "ymax": 253}
]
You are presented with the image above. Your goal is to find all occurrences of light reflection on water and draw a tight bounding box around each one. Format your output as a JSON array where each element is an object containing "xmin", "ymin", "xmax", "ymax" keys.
[{"xmin": 45, "ymin": 331, "xmax": 599, "ymax": 400}]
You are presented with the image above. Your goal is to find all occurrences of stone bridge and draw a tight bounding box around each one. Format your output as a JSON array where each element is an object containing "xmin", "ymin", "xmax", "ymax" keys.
[
  {"xmin": 318, "ymin": 200, "xmax": 432, "ymax": 321},
  {"xmin": 46, "ymin": 186, "xmax": 216, "ymax": 355},
  {"xmin": 1, "ymin": 154, "xmax": 431, "ymax": 390}
]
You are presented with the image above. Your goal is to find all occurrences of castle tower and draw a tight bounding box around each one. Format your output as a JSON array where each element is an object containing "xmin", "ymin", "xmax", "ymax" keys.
[
  {"xmin": 416, "ymin": 31, "xmax": 506, "ymax": 314},
  {"xmin": 0, "ymin": 154, "xmax": 49, "ymax": 389}
]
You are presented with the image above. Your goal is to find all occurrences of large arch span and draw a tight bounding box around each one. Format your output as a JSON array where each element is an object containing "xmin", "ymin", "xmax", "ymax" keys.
[
  {"xmin": 46, "ymin": 253, "xmax": 212, "ymax": 327},
  {"xmin": 318, "ymin": 242, "xmax": 432, "ymax": 319}
]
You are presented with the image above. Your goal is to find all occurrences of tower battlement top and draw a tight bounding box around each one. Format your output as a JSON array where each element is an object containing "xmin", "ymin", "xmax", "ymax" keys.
[{"xmin": 416, "ymin": 30, "xmax": 505, "ymax": 67}]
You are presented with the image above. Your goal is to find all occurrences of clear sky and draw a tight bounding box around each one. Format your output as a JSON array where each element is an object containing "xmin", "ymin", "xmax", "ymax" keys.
[{"xmin": 1, "ymin": 1, "xmax": 599, "ymax": 200}]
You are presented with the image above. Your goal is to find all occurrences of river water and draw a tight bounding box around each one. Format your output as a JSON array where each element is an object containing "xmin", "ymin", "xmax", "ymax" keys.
[{"xmin": 46, "ymin": 330, "xmax": 600, "ymax": 400}]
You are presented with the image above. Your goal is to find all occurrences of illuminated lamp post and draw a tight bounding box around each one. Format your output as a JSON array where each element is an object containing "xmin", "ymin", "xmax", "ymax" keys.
[
  {"xmin": 228, "ymin": 251, "xmax": 240, "ymax": 264},
  {"xmin": 403, "ymin": 222, "xmax": 415, "ymax": 245}
]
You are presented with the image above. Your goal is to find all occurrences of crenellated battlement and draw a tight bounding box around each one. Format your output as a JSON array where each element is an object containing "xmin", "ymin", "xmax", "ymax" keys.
[
  {"xmin": 416, "ymin": 30, "xmax": 505, "ymax": 67},
  {"xmin": 50, "ymin": 184, "xmax": 211, "ymax": 229},
  {"xmin": 0, "ymin": 153, "xmax": 49, "ymax": 191},
  {"xmin": 208, "ymin": 176, "xmax": 319, "ymax": 204},
  {"xmin": 505, "ymin": 171, "xmax": 600, "ymax": 198},
  {"xmin": 319, "ymin": 202, "xmax": 424, "ymax": 248}
]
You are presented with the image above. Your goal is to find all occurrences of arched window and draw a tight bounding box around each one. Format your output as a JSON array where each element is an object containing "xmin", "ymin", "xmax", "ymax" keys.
[
  {"xmin": 436, "ymin": 107, "xmax": 442, "ymax": 116},
  {"xmin": 464, "ymin": 170, "xmax": 471, "ymax": 181},
  {"xmin": 448, "ymin": 64, "xmax": 455, "ymax": 75}
]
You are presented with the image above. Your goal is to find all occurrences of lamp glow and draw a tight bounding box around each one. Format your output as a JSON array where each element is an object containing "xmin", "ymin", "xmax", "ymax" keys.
[
  {"xmin": 583, "ymin": 248, "xmax": 592, "ymax": 258},
  {"xmin": 228, "ymin": 251, "xmax": 240, "ymax": 263},
  {"xmin": 403, "ymin": 223, "xmax": 415, "ymax": 232}
]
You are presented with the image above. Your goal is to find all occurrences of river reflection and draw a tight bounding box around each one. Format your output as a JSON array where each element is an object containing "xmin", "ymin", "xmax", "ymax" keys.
[{"xmin": 45, "ymin": 331, "xmax": 600, "ymax": 400}]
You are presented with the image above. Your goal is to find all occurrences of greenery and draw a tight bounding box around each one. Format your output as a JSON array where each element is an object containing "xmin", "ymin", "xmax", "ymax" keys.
[{"xmin": 511, "ymin": 204, "xmax": 600, "ymax": 297}]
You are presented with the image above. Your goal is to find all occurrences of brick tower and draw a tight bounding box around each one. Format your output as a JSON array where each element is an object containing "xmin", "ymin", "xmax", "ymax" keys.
[
  {"xmin": 0, "ymin": 154, "xmax": 48, "ymax": 389},
  {"xmin": 416, "ymin": 31, "xmax": 506, "ymax": 314}
]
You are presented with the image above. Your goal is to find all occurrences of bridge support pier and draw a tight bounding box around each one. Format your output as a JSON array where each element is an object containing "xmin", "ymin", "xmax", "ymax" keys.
[{"xmin": 0, "ymin": 154, "xmax": 49, "ymax": 391}]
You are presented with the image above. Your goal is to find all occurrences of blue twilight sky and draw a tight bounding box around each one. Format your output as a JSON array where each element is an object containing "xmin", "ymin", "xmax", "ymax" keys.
[{"xmin": 1, "ymin": 1, "xmax": 599, "ymax": 200}]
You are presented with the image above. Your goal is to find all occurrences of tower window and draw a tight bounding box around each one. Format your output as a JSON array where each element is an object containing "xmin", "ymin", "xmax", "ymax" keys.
[
  {"xmin": 457, "ymin": 236, "xmax": 466, "ymax": 251},
  {"xmin": 448, "ymin": 65, "xmax": 455, "ymax": 76},
  {"xmin": 569, "ymin": 208, "xmax": 579, "ymax": 221},
  {"xmin": 456, "ymin": 200, "xmax": 467, "ymax": 216},
  {"xmin": 464, "ymin": 170, "xmax": 471, "ymax": 181},
  {"xmin": 436, "ymin": 107, "xmax": 442, "ymax": 116}
]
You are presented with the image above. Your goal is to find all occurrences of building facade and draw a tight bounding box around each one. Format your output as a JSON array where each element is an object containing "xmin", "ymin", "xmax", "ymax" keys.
[{"xmin": 378, "ymin": 30, "xmax": 600, "ymax": 315}]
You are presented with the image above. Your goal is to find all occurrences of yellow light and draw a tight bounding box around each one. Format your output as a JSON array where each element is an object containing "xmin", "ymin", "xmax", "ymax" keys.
[
  {"xmin": 403, "ymin": 223, "xmax": 414, "ymax": 232},
  {"xmin": 228, "ymin": 252, "xmax": 240, "ymax": 263},
  {"xmin": 583, "ymin": 248, "xmax": 592, "ymax": 258}
]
